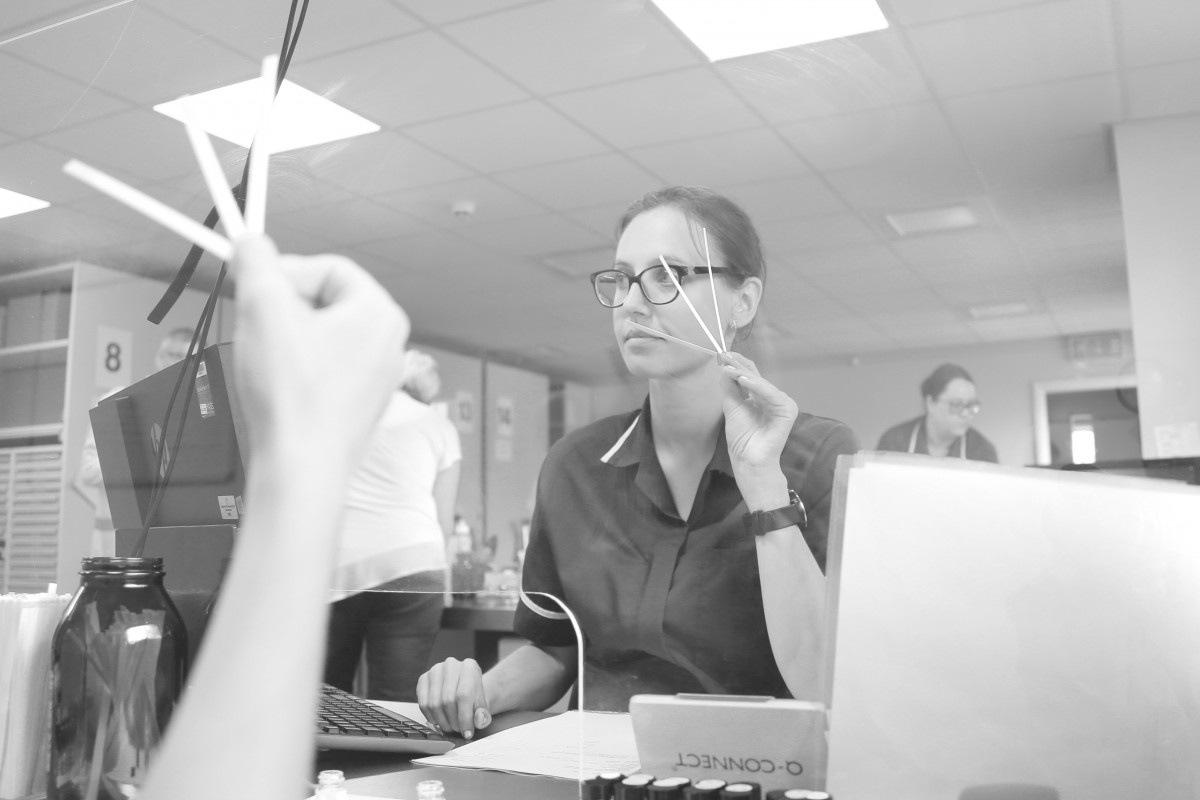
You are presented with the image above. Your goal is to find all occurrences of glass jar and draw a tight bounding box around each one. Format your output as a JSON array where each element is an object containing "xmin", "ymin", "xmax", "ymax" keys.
[{"xmin": 48, "ymin": 557, "xmax": 188, "ymax": 800}]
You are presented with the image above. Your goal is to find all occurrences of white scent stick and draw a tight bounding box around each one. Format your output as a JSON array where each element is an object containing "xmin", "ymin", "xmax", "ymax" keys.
[
  {"xmin": 63, "ymin": 160, "xmax": 233, "ymax": 262},
  {"xmin": 703, "ymin": 228, "xmax": 727, "ymax": 353},
  {"xmin": 629, "ymin": 321, "xmax": 718, "ymax": 356},
  {"xmin": 659, "ymin": 255, "xmax": 723, "ymax": 354},
  {"xmin": 244, "ymin": 54, "xmax": 279, "ymax": 235},
  {"xmin": 181, "ymin": 98, "xmax": 246, "ymax": 240}
]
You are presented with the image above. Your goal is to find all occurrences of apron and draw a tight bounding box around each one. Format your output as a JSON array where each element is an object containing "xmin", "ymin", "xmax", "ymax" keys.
[{"xmin": 908, "ymin": 419, "xmax": 966, "ymax": 459}]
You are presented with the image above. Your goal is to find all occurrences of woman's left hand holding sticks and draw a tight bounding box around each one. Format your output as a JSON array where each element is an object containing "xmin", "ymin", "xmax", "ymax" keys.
[{"xmin": 717, "ymin": 350, "xmax": 798, "ymax": 509}]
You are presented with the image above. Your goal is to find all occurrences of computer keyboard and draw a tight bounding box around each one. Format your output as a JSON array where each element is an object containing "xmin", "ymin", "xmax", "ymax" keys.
[{"xmin": 316, "ymin": 683, "xmax": 454, "ymax": 755}]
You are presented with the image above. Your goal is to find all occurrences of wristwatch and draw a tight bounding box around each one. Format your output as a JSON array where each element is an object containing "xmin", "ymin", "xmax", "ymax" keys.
[{"xmin": 743, "ymin": 489, "xmax": 807, "ymax": 536}]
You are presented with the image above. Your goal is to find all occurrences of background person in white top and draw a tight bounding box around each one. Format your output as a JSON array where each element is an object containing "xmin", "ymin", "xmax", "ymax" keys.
[{"xmin": 323, "ymin": 349, "xmax": 462, "ymax": 701}]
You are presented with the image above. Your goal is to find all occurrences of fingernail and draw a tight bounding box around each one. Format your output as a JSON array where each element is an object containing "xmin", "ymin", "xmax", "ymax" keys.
[
  {"xmin": 477, "ymin": 709, "xmax": 491, "ymax": 728},
  {"xmin": 464, "ymin": 729, "xmax": 473, "ymax": 740}
]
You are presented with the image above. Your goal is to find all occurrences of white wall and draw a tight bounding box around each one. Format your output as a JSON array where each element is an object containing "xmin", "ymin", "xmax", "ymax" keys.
[{"xmin": 1115, "ymin": 114, "xmax": 1200, "ymax": 457}]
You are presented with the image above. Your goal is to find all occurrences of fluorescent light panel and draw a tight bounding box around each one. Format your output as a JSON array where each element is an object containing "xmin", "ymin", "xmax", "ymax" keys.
[
  {"xmin": 968, "ymin": 302, "xmax": 1031, "ymax": 319},
  {"xmin": 886, "ymin": 204, "xmax": 980, "ymax": 237},
  {"xmin": 0, "ymin": 187, "xmax": 50, "ymax": 220},
  {"xmin": 154, "ymin": 79, "xmax": 380, "ymax": 154},
  {"xmin": 652, "ymin": 0, "xmax": 888, "ymax": 61}
]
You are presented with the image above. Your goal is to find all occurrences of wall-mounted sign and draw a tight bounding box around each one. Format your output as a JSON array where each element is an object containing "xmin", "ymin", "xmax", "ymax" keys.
[
  {"xmin": 496, "ymin": 395, "xmax": 515, "ymax": 439},
  {"xmin": 454, "ymin": 390, "xmax": 475, "ymax": 434},
  {"xmin": 95, "ymin": 325, "xmax": 132, "ymax": 389}
]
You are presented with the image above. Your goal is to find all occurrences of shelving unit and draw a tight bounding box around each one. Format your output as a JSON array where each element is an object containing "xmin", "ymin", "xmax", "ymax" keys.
[
  {"xmin": 0, "ymin": 265, "xmax": 72, "ymax": 591},
  {"xmin": 0, "ymin": 262, "xmax": 230, "ymax": 592}
]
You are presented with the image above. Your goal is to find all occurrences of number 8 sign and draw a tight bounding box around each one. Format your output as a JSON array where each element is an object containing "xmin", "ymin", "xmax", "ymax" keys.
[{"xmin": 95, "ymin": 324, "xmax": 133, "ymax": 389}]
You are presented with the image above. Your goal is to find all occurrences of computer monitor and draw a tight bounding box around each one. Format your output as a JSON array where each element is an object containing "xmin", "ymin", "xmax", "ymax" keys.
[
  {"xmin": 1060, "ymin": 456, "xmax": 1200, "ymax": 485},
  {"xmin": 90, "ymin": 341, "xmax": 248, "ymax": 531},
  {"xmin": 91, "ymin": 342, "xmax": 244, "ymax": 666}
]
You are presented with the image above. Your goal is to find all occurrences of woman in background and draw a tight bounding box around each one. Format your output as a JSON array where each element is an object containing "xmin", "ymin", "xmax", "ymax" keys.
[
  {"xmin": 876, "ymin": 363, "xmax": 998, "ymax": 462},
  {"xmin": 324, "ymin": 349, "xmax": 461, "ymax": 701},
  {"xmin": 417, "ymin": 186, "xmax": 860, "ymax": 738}
]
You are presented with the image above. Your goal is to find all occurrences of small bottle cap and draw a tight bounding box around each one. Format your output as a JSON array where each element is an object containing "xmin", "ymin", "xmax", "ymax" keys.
[
  {"xmin": 684, "ymin": 779, "xmax": 727, "ymax": 798},
  {"xmin": 417, "ymin": 779, "xmax": 445, "ymax": 799},
  {"xmin": 720, "ymin": 782, "xmax": 762, "ymax": 800},
  {"xmin": 584, "ymin": 772, "xmax": 624, "ymax": 800},
  {"xmin": 647, "ymin": 777, "xmax": 692, "ymax": 800},
  {"xmin": 316, "ymin": 770, "xmax": 344, "ymax": 787},
  {"xmin": 614, "ymin": 774, "xmax": 657, "ymax": 800}
]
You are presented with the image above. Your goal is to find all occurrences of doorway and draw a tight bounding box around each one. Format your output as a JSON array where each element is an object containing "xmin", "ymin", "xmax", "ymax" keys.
[{"xmin": 1032, "ymin": 376, "xmax": 1140, "ymax": 467}]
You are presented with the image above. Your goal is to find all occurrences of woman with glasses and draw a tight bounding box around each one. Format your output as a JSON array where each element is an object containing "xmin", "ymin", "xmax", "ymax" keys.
[
  {"xmin": 876, "ymin": 363, "xmax": 998, "ymax": 462},
  {"xmin": 416, "ymin": 186, "xmax": 859, "ymax": 737}
]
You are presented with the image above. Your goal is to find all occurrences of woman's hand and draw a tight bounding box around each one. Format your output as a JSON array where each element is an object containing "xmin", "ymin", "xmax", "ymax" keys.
[
  {"xmin": 718, "ymin": 350, "xmax": 798, "ymax": 506},
  {"xmin": 232, "ymin": 234, "xmax": 409, "ymax": 462},
  {"xmin": 416, "ymin": 657, "xmax": 493, "ymax": 740}
]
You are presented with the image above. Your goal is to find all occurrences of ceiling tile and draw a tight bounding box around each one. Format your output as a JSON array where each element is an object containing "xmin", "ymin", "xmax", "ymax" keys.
[
  {"xmin": 563, "ymin": 203, "xmax": 627, "ymax": 237},
  {"xmin": 905, "ymin": 0, "xmax": 1116, "ymax": 97},
  {"xmin": 932, "ymin": 275, "xmax": 1039, "ymax": 306},
  {"xmin": 627, "ymin": 128, "xmax": 810, "ymax": 187},
  {"xmin": 455, "ymin": 212, "xmax": 609, "ymax": 259},
  {"xmin": 39, "ymin": 107, "xmax": 198, "ymax": 182},
  {"xmin": 944, "ymin": 75, "xmax": 1123, "ymax": 150},
  {"xmin": 826, "ymin": 280, "xmax": 939, "ymax": 310},
  {"xmin": 0, "ymin": 139, "xmax": 114, "ymax": 204},
  {"xmin": 298, "ymin": 131, "xmax": 473, "ymax": 196},
  {"xmin": 722, "ymin": 176, "xmax": 847, "ymax": 223},
  {"xmin": 969, "ymin": 133, "xmax": 1114, "ymax": 193},
  {"xmin": 10, "ymin": 5, "xmax": 257, "ymax": 105},
  {"xmin": 782, "ymin": 244, "xmax": 906, "ymax": 277},
  {"xmin": 0, "ymin": 53, "xmax": 129, "ymax": 138},
  {"xmin": 968, "ymin": 313, "xmax": 1061, "ymax": 340},
  {"xmin": 148, "ymin": 0, "xmax": 422, "ymax": 61},
  {"xmin": 716, "ymin": 31, "xmax": 931, "ymax": 125},
  {"xmin": 396, "ymin": 0, "xmax": 532, "ymax": 26},
  {"xmin": 777, "ymin": 102, "xmax": 959, "ymax": 172},
  {"xmin": 992, "ymin": 177, "xmax": 1121, "ymax": 226},
  {"xmin": 274, "ymin": 196, "xmax": 432, "ymax": 247},
  {"xmin": 1114, "ymin": 0, "xmax": 1200, "ymax": 68},
  {"xmin": 1125, "ymin": 60, "xmax": 1200, "ymax": 120},
  {"xmin": 494, "ymin": 154, "xmax": 661, "ymax": 211},
  {"xmin": 2, "ymin": 0, "xmax": 105, "ymax": 35},
  {"xmin": 549, "ymin": 67, "xmax": 760, "ymax": 149},
  {"xmin": 405, "ymin": 101, "xmax": 609, "ymax": 172},
  {"xmin": 823, "ymin": 155, "xmax": 985, "ymax": 210},
  {"xmin": 376, "ymin": 177, "xmax": 548, "ymax": 229},
  {"xmin": 445, "ymin": 0, "xmax": 701, "ymax": 94},
  {"xmin": 0, "ymin": 204, "xmax": 159, "ymax": 252},
  {"xmin": 760, "ymin": 212, "xmax": 880, "ymax": 254},
  {"xmin": 892, "ymin": 228, "xmax": 1028, "ymax": 272},
  {"xmin": 885, "ymin": 0, "xmax": 1044, "ymax": 27},
  {"xmin": 357, "ymin": 229, "xmax": 526, "ymax": 275},
  {"xmin": 289, "ymin": 32, "xmax": 530, "ymax": 128}
]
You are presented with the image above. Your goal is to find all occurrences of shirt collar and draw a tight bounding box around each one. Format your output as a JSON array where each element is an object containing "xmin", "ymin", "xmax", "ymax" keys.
[{"xmin": 600, "ymin": 395, "xmax": 735, "ymax": 478}]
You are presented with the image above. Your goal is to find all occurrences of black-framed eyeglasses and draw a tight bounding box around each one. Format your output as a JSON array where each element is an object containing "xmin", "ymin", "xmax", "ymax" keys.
[
  {"xmin": 590, "ymin": 265, "xmax": 730, "ymax": 308},
  {"xmin": 941, "ymin": 398, "xmax": 982, "ymax": 415}
]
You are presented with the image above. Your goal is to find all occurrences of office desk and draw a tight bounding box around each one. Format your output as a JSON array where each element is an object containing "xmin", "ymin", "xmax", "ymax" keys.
[
  {"xmin": 440, "ymin": 597, "xmax": 517, "ymax": 671},
  {"xmin": 317, "ymin": 709, "xmax": 578, "ymax": 799}
]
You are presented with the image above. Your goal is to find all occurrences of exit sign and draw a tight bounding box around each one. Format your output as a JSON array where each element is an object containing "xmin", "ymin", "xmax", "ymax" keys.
[{"xmin": 1066, "ymin": 332, "xmax": 1124, "ymax": 362}]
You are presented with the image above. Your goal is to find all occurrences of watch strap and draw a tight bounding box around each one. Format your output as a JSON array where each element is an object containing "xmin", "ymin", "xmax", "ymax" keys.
[{"xmin": 743, "ymin": 489, "xmax": 807, "ymax": 536}]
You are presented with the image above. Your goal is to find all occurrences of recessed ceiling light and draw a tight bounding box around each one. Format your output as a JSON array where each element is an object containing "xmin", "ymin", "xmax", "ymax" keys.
[
  {"xmin": 651, "ymin": 0, "xmax": 888, "ymax": 62},
  {"xmin": 0, "ymin": 187, "xmax": 50, "ymax": 220},
  {"xmin": 886, "ymin": 204, "xmax": 980, "ymax": 237},
  {"xmin": 968, "ymin": 302, "xmax": 1030, "ymax": 319},
  {"xmin": 154, "ymin": 79, "xmax": 380, "ymax": 155}
]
